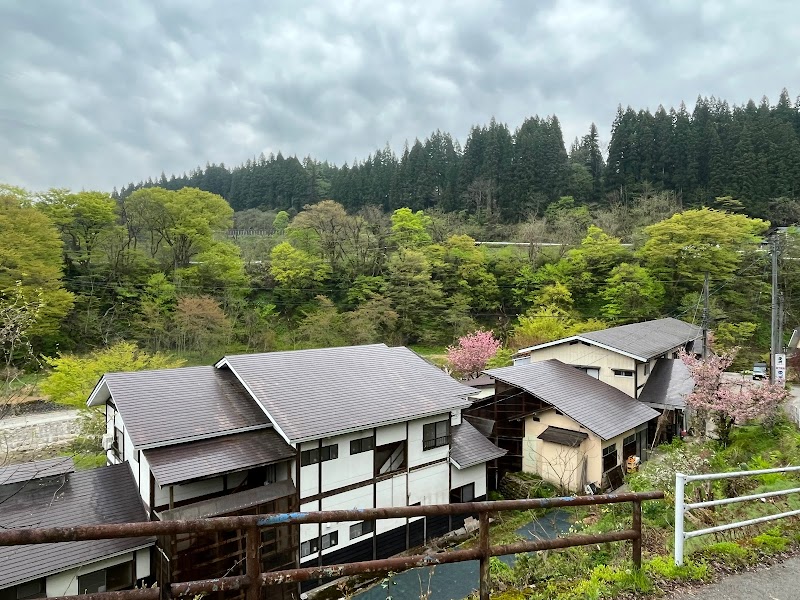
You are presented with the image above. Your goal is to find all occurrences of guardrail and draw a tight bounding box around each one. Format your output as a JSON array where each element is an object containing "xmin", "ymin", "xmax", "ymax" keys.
[
  {"xmin": 0, "ymin": 492, "xmax": 664, "ymax": 600},
  {"xmin": 674, "ymin": 466, "xmax": 800, "ymax": 565}
]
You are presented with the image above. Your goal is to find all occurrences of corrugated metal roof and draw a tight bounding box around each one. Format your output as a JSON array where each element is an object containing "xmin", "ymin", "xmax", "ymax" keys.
[
  {"xmin": 144, "ymin": 429, "xmax": 295, "ymax": 487},
  {"xmin": 516, "ymin": 318, "xmax": 702, "ymax": 361},
  {"xmin": 537, "ymin": 426, "xmax": 588, "ymax": 447},
  {"xmin": 0, "ymin": 463, "xmax": 152, "ymax": 588},
  {"xmin": 160, "ymin": 479, "xmax": 296, "ymax": 520},
  {"xmin": 638, "ymin": 359, "xmax": 694, "ymax": 410},
  {"xmin": 0, "ymin": 457, "xmax": 74, "ymax": 486},
  {"xmin": 450, "ymin": 420, "xmax": 507, "ymax": 469},
  {"xmin": 220, "ymin": 344, "xmax": 474, "ymax": 443},
  {"xmin": 485, "ymin": 360, "xmax": 659, "ymax": 440},
  {"xmin": 94, "ymin": 366, "xmax": 270, "ymax": 449}
]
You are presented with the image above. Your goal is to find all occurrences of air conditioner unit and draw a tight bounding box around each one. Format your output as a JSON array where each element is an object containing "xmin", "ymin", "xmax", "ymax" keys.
[{"xmin": 101, "ymin": 433, "xmax": 115, "ymax": 451}]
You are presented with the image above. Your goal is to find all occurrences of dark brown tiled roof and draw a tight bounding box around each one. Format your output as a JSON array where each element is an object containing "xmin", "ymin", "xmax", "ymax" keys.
[
  {"xmin": 538, "ymin": 426, "xmax": 589, "ymax": 447},
  {"xmin": 89, "ymin": 366, "xmax": 270, "ymax": 449},
  {"xmin": 638, "ymin": 359, "xmax": 694, "ymax": 409},
  {"xmin": 0, "ymin": 463, "xmax": 152, "ymax": 588},
  {"xmin": 144, "ymin": 429, "xmax": 295, "ymax": 486},
  {"xmin": 450, "ymin": 420, "xmax": 507, "ymax": 469},
  {"xmin": 0, "ymin": 457, "xmax": 74, "ymax": 486},
  {"xmin": 485, "ymin": 360, "xmax": 659, "ymax": 440},
  {"xmin": 220, "ymin": 345, "xmax": 474, "ymax": 443}
]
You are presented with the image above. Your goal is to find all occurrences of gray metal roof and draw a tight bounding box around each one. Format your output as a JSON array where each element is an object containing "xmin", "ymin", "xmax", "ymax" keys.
[
  {"xmin": 638, "ymin": 359, "xmax": 694, "ymax": 410},
  {"xmin": 89, "ymin": 366, "xmax": 270, "ymax": 449},
  {"xmin": 485, "ymin": 360, "xmax": 659, "ymax": 440},
  {"xmin": 160, "ymin": 479, "xmax": 296, "ymax": 520},
  {"xmin": 580, "ymin": 318, "xmax": 702, "ymax": 360},
  {"xmin": 463, "ymin": 415, "xmax": 495, "ymax": 437},
  {"xmin": 450, "ymin": 420, "xmax": 507, "ymax": 469},
  {"xmin": 538, "ymin": 426, "xmax": 588, "ymax": 447},
  {"xmin": 143, "ymin": 429, "xmax": 295, "ymax": 487},
  {"xmin": 0, "ymin": 463, "xmax": 152, "ymax": 588},
  {"xmin": 517, "ymin": 318, "xmax": 702, "ymax": 361},
  {"xmin": 0, "ymin": 457, "xmax": 74, "ymax": 486},
  {"xmin": 219, "ymin": 344, "xmax": 474, "ymax": 443}
]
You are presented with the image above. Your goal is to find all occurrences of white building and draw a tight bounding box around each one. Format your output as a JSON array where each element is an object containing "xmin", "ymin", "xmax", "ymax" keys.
[{"xmin": 86, "ymin": 344, "xmax": 505, "ymax": 594}]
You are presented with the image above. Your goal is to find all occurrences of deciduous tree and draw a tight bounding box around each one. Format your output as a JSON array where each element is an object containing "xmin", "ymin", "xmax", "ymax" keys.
[{"xmin": 446, "ymin": 330, "xmax": 502, "ymax": 377}]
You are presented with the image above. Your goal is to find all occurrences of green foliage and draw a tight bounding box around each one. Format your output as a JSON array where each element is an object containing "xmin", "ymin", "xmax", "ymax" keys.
[
  {"xmin": 390, "ymin": 207, "xmax": 432, "ymax": 248},
  {"xmin": 600, "ymin": 263, "xmax": 665, "ymax": 323},
  {"xmin": 41, "ymin": 342, "xmax": 185, "ymax": 407},
  {"xmin": 700, "ymin": 541, "xmax": 755, "ymax": 566},
  {"xmin": 645, "ymin": 555, "xmax": 710, "ymax": 582},
  {"xmin": 0, "ymin": 190, "xmax": 74, "ymax": 338},
  {"xmin": 637, "ymin": 208, "xmax": 768, "ymax": 309},
  {"xmin": 751, "ymin": 528, "xmax": 791, "ymax": 553}
]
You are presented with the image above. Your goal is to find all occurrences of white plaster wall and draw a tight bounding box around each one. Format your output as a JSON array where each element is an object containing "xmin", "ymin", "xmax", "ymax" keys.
[
  {"xmin": 299, "ymin": 500, "xmax": 320, "ymax": 544},
  {"xmin": 527, "ymin": 343, "xmax": 639, "ymax": 397},
  {"xmin": 139, "ymin": 452, "xmax": 151, "ymax": 511},
  {"xmin": 408, "ymin": 462, "xmax": 448, "ymax": 506},
  {"xmin": 376, "ymin": 422, "xmax": 405, "ymax": 445},
  {"xmin": 321, "ymin": 431, "xmax": 374, "ymax": 493},
  {"xmin": 375, "ymin": 475, "xmax": 407, "ymax": 534},
  {"xmin": 321, "ymin": 485, "xmax": 375, "ymax": 555},
  {"xmin": 299, "ymin": 441, "xmax": 319, "ymax": 498},
  {"xmin": 450, "ymin": 463, "xmax": 486, "ymax": 498},
  {"xmin": 408, "ymin": 414, "xmax": 450, "ymax": 468},
  {"xmin": 45, "ymin": 549, "xmax": 148, "ymax": 597}
]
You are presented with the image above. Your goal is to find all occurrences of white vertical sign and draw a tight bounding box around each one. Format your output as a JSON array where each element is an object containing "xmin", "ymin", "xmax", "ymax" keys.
[{"xmin": 776, "ymin": 353, "xmax": 786, "ymax": 369}]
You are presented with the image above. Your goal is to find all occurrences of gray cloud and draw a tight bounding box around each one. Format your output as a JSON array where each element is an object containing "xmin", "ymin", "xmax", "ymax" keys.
[{"xmin": 1, "ymin": 0, "xmax": 798, "ymax": 191}]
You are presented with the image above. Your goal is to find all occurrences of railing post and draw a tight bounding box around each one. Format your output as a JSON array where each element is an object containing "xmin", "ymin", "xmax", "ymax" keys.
[
  {"xmin": 631, "ymin": 500, "xmax": 642, "ymax": 569},
  {"xmin": 246, "ymin": 526, "xmax": 261, "ymax": 600},
  {"xmin": 479, "ymin": 511, "xmax": 490, "ymax": 600},
  {"xmin": 674, "ymin": 473, "xmax": 686, "ymax": 566}
]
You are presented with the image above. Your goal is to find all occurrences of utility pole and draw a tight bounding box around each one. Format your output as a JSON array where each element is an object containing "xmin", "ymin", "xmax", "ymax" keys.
[
  {"xmin": 771, "ymin": 232, "xmax": 781, "ymax": 383},
  {"xmin": 701, "ymin": 272, "xmax": 710, "ymax": 359}
]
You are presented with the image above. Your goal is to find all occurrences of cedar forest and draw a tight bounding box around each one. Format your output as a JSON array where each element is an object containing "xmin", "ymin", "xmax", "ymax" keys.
[{"xmin": 4, "ymin": 90, "xmax": 800, "ymax": 377}]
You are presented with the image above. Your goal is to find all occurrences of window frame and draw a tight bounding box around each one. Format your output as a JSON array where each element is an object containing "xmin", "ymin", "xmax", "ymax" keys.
[
  {"xmin": 612, "ymin": 369, "xmax": 634, "ymax": 378},
  {"xmin": 350, "ymin": 436, "xmax": 375, "ymax": 455},
  {"xmin": 423, "ymin": 419, "xmax": 451, "ymax": 451},
  {"xmin": 300, "ymin": 537, "xmax": 319, "ymax": 557},
  {"xmin": 602, "ymin": 443, "xmax": 619, "ymax": 472},
  {"xmin": 301, "ymin": 444, "xmax": 338, "ymax": 466},
  {"xmin": 3, "ymin": 578, "xmax": 46, "ymax": 600},
  {"xmin": 321, "ymin": 531, "xmax": 338, "ymax": 550},
  {"xmin": 349, "ymin": 519, "xmax": 375, "ymax": 540},
  {"xmin": 450, "ymin": 482, "xmax": 475, "ymax": 504}
]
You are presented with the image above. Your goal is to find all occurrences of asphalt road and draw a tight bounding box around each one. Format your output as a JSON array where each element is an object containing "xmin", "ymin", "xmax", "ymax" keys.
[{"xmin": 666, "ymin": 556, "xmax": 800, "ymax": 599}]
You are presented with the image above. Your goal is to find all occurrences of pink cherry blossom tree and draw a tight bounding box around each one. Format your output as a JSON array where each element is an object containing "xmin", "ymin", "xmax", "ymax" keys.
[
  {"xmin": 446, "ymin": 329, "xmax": 502, "ymax": 378},
  {"xmin": 679, "ymin": 348, "xmax": 789, "ymax": 445}
]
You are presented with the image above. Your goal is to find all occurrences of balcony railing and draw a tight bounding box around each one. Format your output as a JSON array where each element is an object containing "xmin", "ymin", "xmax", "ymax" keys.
[{"xmin": 0, "ymin": 491, "xmax": 664, "ymax": 600}]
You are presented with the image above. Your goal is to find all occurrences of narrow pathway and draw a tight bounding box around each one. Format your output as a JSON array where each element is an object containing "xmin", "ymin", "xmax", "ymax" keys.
[{"xmin": 666, "ymin": 556, "xmax": 800, "ymax": 599}]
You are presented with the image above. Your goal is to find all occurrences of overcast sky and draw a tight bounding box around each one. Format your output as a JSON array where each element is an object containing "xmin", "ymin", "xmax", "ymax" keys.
[{"xmin": 1, "ymin": 0, "xmax": 799, "ymax": 192}]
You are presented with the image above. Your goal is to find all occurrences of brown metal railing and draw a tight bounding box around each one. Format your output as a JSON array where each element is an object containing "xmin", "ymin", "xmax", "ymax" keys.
[{"xmin": 0, "ymin": 491, "xmax": 664, "ymax": 600}]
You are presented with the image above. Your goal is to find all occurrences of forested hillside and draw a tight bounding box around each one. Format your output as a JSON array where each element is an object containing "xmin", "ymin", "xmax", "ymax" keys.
[
  {"xmin": 116, "ymin": 90, "xmax": 800, "ymax": 222},
  {"xmin": 3, "ymin": 89, "xmax": 800, "ymax": 386}
]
